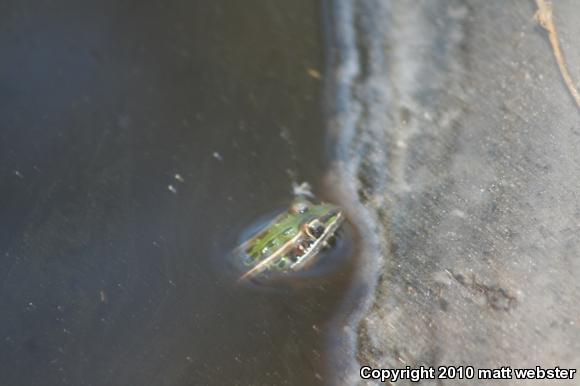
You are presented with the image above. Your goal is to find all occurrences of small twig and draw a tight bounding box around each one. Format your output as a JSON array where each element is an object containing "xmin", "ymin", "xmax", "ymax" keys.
[{"xmin": 534, "ymin": 0, "xmax": 580, "ymax": 110}]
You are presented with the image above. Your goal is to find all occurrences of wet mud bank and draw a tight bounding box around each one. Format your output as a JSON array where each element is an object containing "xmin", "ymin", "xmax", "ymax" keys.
[{"xmin": 324, "ymin": 1, "xmax": 580, "ymax": 384}]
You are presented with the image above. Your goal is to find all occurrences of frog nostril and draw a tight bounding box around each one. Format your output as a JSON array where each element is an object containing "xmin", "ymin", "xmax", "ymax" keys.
[{"xmin": 291, "ymin": 201, "xmax": 310, "ymax": 214}]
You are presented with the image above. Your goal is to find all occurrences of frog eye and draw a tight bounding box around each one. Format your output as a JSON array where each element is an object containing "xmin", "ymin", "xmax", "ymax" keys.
[
  {"xmin": 305, "ymin": 219, "xmax": 325, "ymax": 238},
  {"xmin": 291, "ymin": 201, "xmax": 310, "ymax": 214}
]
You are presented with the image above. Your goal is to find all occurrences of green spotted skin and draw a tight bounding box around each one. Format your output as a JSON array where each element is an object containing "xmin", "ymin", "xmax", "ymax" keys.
[{"xmin": 237, "ymin": 197, "xmax": 343, "ymax": 278}]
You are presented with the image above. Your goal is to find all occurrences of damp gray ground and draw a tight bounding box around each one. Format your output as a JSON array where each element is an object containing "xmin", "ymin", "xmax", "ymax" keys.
[{"xmin": 325, "ymin": 1, "xmax": 580, "ymax": 384}]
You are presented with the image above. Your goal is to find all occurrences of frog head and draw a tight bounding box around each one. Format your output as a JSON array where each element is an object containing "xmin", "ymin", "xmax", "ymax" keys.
[{"xmin": 235, "ymin": 196, "xmax": 344, "ymax": 283}]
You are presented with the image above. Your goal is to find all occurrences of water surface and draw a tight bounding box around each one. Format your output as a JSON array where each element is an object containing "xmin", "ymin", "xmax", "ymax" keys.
[{"xmin": 0, "ymin": 1, "xmax": 352, "ymax": 385}]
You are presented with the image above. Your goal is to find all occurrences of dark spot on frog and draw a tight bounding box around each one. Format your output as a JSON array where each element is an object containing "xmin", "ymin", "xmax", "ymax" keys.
[{"xmin": 309, "ymin": 224, "xmax": 325, "ymax": 238}]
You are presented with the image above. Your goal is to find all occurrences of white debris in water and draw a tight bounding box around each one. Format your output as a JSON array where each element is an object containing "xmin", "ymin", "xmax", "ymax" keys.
[
  {"xmin": 168, "ymin": 185, "xmax": 178, "ymax": 194},
  {"xmin": 292, "ymin": 181, "xmax": 314, "ymax": 197},
  {"xmin": 212, "ymin": 151, "xmax": 223, "ymax": 161},
  {"xmin": 14, "ymin": 170, "xmax": 23, "ymax": 178},
  {"xmin": 307, "ymin": 68, "xmax": 322, "ymax": 79},
  {"xmin": 174, "ymin": 173, "xmax": 185, "ymax": 182}
]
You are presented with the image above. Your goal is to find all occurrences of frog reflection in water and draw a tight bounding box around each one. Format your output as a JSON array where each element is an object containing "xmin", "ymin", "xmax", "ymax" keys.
[{"xmin": 233, "ymin": 194, "xmax": 344, "ymax": 284}]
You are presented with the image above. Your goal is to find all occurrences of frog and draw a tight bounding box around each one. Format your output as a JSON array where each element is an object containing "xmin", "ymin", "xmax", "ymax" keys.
[{"xmin": 232, "ymin": 186, "xmax": 345, "ymax": 284}]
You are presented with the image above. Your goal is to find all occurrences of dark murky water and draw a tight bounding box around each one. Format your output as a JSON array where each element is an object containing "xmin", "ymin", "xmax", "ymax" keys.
[{"xmin": 0, "ymin": 1, "xmax": 355, "ymax": 385}]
